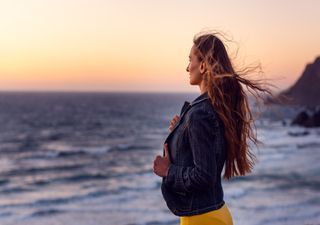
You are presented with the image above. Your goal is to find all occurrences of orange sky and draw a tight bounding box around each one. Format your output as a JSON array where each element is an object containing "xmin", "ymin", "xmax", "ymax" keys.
[{"xmin": 1, "ymin": 0, "xmax": 320, "ymax": 93}]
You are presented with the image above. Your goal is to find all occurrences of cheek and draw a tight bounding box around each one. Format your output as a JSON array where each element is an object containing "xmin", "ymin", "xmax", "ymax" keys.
[{"xmin": 189, "ymin": 62, "xmax": 198, "ymax": 73}]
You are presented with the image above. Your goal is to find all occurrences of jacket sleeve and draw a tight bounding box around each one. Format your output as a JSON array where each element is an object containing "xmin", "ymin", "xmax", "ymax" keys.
[{"xmin": 163, "ymin": 108, "xmax": 220, "ymax": 194}]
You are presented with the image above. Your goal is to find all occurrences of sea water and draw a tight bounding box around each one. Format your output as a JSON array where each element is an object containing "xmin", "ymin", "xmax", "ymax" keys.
[{"xmin": 0, "ymin": 92, "xmax": 319, "ymax": 225}]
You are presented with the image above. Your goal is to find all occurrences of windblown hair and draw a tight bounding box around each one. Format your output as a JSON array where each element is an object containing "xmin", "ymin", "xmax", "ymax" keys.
[{"xmin": 193, "ymin": 31, "xmax": 273, "ymax": 180}]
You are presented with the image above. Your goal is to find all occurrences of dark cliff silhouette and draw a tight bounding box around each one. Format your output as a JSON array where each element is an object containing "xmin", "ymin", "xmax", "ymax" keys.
[
  {"xmin": 265, "ymin": 56, "xmax": 320, "ymax": 127},
  {"xmin": 278, "ymin": 56, "xmax": 320, "ymax": 106}
]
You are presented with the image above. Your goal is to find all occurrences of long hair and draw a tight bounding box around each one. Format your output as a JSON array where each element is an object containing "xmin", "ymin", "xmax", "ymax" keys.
[{"xmin": 193, "ymin": 31, "xmax": 273, "ymax": 180}]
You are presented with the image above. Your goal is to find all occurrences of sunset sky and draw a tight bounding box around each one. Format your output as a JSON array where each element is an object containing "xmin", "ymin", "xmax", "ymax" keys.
[{"xmin": 1, "ymin": 0, "xmax": 319, "ymax": 93}]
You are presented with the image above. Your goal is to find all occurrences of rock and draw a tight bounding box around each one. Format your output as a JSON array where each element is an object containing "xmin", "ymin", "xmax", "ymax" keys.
[
  {"xmin": 291, "ymin": 111, "xmax": 310, "ymax": 126},
  {"xmin": 312, "ymin": 110, "xmax": 320, "ymax": 126},
  {"xmin": 288, "ymin": 130, "xmax": 310, "ymax": 136},
  {"xmin": 291, "ymin": 108, "xmax": 320, "ymax": 127},
  {"xmin": 271, "ymin": 56, "xmax": 320, "ymax": 106}
]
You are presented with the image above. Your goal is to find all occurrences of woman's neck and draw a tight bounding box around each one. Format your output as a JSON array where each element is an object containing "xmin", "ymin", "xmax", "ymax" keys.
[{"xmin": 199, "ymin": 82, "xmax": 207, "ymax": 94}]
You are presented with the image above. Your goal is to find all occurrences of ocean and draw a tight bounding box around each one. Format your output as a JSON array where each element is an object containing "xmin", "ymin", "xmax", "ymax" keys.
[{"xmin": 0, "ymin": 92, "xmax": 319, "ymax": 225}]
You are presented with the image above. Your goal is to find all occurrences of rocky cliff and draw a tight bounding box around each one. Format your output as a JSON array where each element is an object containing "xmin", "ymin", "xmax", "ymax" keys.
[{"xmin": 279, "ymin": 56, "xmax": 320, "ymax": 106}]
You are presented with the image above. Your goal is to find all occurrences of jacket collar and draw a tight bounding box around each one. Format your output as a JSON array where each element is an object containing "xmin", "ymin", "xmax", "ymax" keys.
[
  {"xmin": 165, "ymin": 91, "xmax": 210, "ymax": 146},
  {"xmin": 180, "ymin": 92, "xmax": 209, "ymax": 116},
  {"xmin": 191, "ymin": 91, "xmax": 209, "ymax": 106}
]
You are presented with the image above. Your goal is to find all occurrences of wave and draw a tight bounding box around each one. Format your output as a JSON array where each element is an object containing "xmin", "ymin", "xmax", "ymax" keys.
[
  {"xmin": 109, "ymin": 144, "xmax": 151, "ymax": 152},
  {"xmin": 230, "ymin": 172, "xmax": 320, "ymax": 194},
  {"xmin": 0, "ymin": 211, "xmax": 12, "ymax": 218},
  {"xmin": 0, "ymin": 178, "xmax": 9, "ymax": 186},
  {"xmin": 29, "ymin": 208, "xmax": 65, "ymax": 217},
  {"xmin": 0, "ymin": 186, "xmax": 35, "ymax": 194},
  {"xmin": 0, "ymin": 188, "xmax": 110, "ymax": 210},
  {"xmin": 57, "ymin": 173, "xmax": 109, "ymax": 182},
  {"xmin": 2, "ymin": 164, "xmax": 85, "ymax": 177},
  {"xmin": 26, "ymin": 173, "xmax": 110, "ymax": 187},
  {"xmin": 17, "ymin": 147, "xmax": 112, "ymax": 160}
]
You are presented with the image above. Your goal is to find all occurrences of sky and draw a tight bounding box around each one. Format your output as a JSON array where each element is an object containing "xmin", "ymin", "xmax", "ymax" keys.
[{"xmin": 0, "ymin": 0, "xmax": 320, "ymax": 93}]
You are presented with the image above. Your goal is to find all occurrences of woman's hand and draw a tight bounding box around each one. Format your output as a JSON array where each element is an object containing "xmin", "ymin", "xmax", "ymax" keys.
[
  {"xmin": 153, "ymin": 143, "xmax": 171, "ymax": 177},
  {"xmin": 169, "ymin": 114, "xmax": 180, "ymax": 132}
]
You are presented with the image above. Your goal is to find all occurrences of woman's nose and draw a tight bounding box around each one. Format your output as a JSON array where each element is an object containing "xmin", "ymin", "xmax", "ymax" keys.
[{"xmin": 186, "ymin": 65, "xmax": 189, "ymax": 72}]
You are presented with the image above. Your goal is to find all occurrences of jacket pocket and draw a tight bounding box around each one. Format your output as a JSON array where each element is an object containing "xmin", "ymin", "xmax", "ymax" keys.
[{"xmin": 174, "ymin": 190, "xmax": 193, "ymax": 212}]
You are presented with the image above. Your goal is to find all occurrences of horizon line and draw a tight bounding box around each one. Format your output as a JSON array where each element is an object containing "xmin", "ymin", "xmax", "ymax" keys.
[{"xmin": 0, "ymin": 89, "xmax": 200, "ymax": 94}]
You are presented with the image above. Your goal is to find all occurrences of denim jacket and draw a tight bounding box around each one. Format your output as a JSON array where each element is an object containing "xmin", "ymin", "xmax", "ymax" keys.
[{"xmin": 161, "ymin": 91, "xmax": 227, "ymax": 216}]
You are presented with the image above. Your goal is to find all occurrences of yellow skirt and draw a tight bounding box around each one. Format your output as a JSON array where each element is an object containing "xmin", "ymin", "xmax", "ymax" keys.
[{"xmin": 180, "ymin": 203, "xmax": 233, "ymax": 225}]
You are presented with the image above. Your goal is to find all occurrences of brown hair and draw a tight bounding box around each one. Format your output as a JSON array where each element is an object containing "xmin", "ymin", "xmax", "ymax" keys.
[{"xmin": 193, "ymin": 31, "xmax": 273, "ymax": 179}]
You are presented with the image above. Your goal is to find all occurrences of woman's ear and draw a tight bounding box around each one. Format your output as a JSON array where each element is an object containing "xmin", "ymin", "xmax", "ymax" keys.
[{"xmin": 199, "ymin": 61, "xmax": 206, "ymax": 74}]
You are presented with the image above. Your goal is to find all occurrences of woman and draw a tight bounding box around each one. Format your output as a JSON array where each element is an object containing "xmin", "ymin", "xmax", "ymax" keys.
[{"xmin": 153, "ymin": 31, "xmax": 270, "ymax": 225}]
